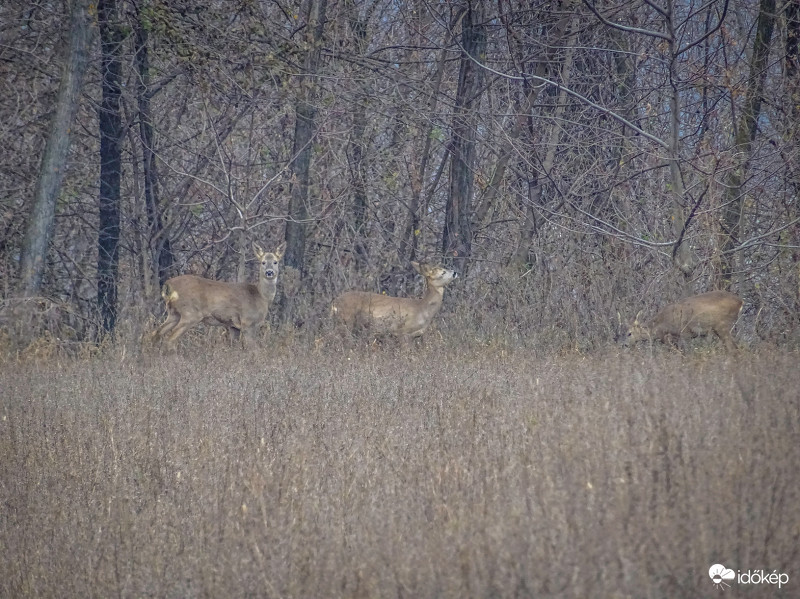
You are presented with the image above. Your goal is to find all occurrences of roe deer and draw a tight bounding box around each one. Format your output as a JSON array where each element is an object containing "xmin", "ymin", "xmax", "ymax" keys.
[
  {"xmin": 331, "ymin": 261, "xmax": 458, "ymax": 337},
  {"xmin": 622, "ymin": 290, "xmax": 743, "ymax": 351},
  {"xmin": 151, "ymin": 242, "xmax": 285, "ymax": 350}
]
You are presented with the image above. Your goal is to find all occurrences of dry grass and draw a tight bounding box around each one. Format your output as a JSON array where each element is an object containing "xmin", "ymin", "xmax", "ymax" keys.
[{"xmin": 1, "ymin": 341, "xmax": 798, "ymax": 598}]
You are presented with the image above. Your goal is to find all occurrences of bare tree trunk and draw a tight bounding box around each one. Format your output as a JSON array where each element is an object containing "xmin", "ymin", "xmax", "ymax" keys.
[
  {"xmin": 509, "ymin": 11, "xmax": 580, "ymax": 267},
  {"xmin": 97, "ymin": 0, "xmax": 123, "ymax": 334},
  {"xmin": 665, "ymin": 0, "xmax": 695, "ymax": 278},
  {"xmin": 349, "ymin": 98, "xmax": 368, "ymax": 261},
  {"xmin": 285, "ymin": 0, "xmax": 328, "ymax": 272},
  {"xmin": 786, "ymin": 0, "xmax": 800, "ymax": 305},
  {"xmin": 442, "ymin": 1, "xmax": 486, "ymax": 274},
  {"xmin": 789, "ymin": 0, "xmax": 800, "ymax": 90},
  {"xmin": 720, "ymin": 0, "xmax": 776, "ymax": 285},
  {"xmin": 400, "ymin": 0, "xmax": 459, "ymax": 264},
  {"xmin": 346, "ymin": 0, "xmax": 369, "ymax": 266},
  {"xmin": 134, "ymin": 10, "xmax": 173, "ymax": 290},
  {"xmin": 286, "ymin": 104, "xmax": 314, "ymax": 272},
  {"xmin": 473, "ymin": 3, "xmax": 576, "ymax": 237},
  {"xmin": 18, "ymin": 0, "xmax": 91, "ymax": 297}
]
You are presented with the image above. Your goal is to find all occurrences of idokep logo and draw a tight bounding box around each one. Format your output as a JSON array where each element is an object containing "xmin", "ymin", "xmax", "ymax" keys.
[
  {"xmin": 709, "ymin": 564, "xmax": 735, "ymax": 590},
  {"xmin": 709, "ymin": 563, "xmax": 790, "ymax": 591}
]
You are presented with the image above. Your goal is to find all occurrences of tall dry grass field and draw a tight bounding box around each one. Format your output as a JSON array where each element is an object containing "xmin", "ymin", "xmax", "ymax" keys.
[{"xmin": 1, "ymin": 343, "xmax": 798, "ymax": 598}]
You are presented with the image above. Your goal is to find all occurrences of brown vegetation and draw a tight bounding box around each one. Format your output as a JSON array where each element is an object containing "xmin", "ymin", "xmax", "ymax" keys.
[{"xmin": 1, "ymin": 343, "xmax": 798, "ymax": 598}]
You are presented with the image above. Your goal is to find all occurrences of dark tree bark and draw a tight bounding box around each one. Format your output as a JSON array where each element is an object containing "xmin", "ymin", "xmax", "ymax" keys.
[
  {"xmin": 484, "ymin": 4, "xmax": 578, "ymax": 268},
  {"xmin": 399, "ymin": 13, "xmax": 453, "ymax": 264},
  {"xmin": 18, "ymin": 0, "xmax": 91, "ymax": 296},
  {"xmin": 285, "ymin": 0, "xmax": 328, "ymax": 272},
  {"xmin": 349, "ymin": 99, "xmax": 368, "ymax": 248},
  {"xmin": 346, "ymin": 1, "xmax": 369, "ymax": 265},
  {"xmin": 784, "ymin": 0, "xmax": 800, "ymax": 292},
  {"xmin": 663, "ymin": 0, "xmax": 696, "ymax": 278},
  {"xmin": 442, "ymin": 2, "xmax": 486, "ymax": 273},
  {"xmin": 134, "ymin": 11, "xmax": 173, "ymax": 289},
  {"xmin": 720, "ymin": 0, "xmax": 776, "ymax": 284},
  {"xmin": 286, "ymin": 104, "xmax": 315, "ymax": 271},
  {"xmin": 789, "ymin": 0, "xmax": 800, "ymax": 85},
  {"xmin": 97, "ymin": 0, "xmax": 124, "ymax": 334},
  {"xmin": 786, "ymin": 0, "xmax": 800, "ymax": 159}
]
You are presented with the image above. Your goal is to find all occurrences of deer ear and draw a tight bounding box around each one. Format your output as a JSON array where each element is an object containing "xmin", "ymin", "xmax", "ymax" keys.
[
  {"xmin": 252, "ymin": 242, "xmax": 265, "ymax": 259},
  {"xmin": 275, "ymin": 241, "xmax": 286, "ymax": 259},
  {"xmin": 411, "ymin": 261, "xmax": 422, "ymax": 274}
]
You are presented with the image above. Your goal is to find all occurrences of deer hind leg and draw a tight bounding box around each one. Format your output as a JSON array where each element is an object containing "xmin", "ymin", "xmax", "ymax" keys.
[
  {"xmin": 151, "ymin": 309, "xmax": 179, "ymax": 345},
  {"xmin": 163, "ymin": 315, "xmax": 201, "ymax": 350}
]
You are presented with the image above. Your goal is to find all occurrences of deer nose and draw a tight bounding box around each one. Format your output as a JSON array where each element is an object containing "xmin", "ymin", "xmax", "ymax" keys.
[
  {"xmin": 453, "ymin": 272, "xmax": 460, "ymax": 278},
  {"xmin": 266, "ymin": 269, "xmax": 275, "ymax": 277}
]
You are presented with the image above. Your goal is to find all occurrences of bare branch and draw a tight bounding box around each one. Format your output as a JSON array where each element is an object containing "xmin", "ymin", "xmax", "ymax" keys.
[
  {"xmin": 582, "ymin": 0, "xmax": 671, "ymax": 40},
  {"xmin": 677, "ymin": 0, "xmax": 729, "ymax": 55}
]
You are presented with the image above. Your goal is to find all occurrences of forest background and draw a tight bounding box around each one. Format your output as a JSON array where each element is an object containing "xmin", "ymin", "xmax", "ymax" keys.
[{"xmin": 1, "ymin": 0, "xmax": 799, "ymax": 349}]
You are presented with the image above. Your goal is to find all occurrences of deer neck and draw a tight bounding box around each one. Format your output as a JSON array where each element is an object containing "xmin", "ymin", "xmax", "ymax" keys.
[
  {"xmin": 257, "ymin": 272, "xmax": 278, "ymax": 304},
  {"xmin": 419, "ymin": 282, "xmax": 445, "ymax": 309}
]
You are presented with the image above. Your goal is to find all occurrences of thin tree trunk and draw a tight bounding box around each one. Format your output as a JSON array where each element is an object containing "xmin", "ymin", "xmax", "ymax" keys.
[
  {"xmin": 134, "ymin": 11, "xmax": 173, "ymax": 290},
  {"xmin": 97, "ymin": 0, "xmax": 124, "ymax": 334},
  {"xmin": 511, "ymin": 12, "xmax": 580, "ymax": 267},
  {"xmin": 788, "ymin": 0, "xmax": 800, "ymax": 89},
  {"xmin": 665, "ymin": 0, "xmax": 695, "ymax": 278},
  {"xmin": 720, "ymin": 0, "xmax": 776, "ymax": 285},
  {"xmin": 786, "ymin": 0, "xmax": 800, "ymax": 303},
  {"xmin": 349, "ymin": 98, "xmax": 368, "ymax": 258},
  {"xmin": 442, "ymin": 1, "xmax": 486, "ymax": 274},
  {"xmin": 18, "ymin": 0, "xmax": 91, "ymax": 296},
  {"xmin": 286, "ymin": 105, "xmax": 315, "ymax": 271},
  {"xmin": 346, "ymin": 0, "xmax": 369, "ymax": 265},
  {"xmin": 400, "ymin": 2, "xmax": 457, "ymax": 263},
  {"xmin": 474, "ymin": 4, "xmax": 576, "ymax": 235},
  {"xmin": 285, "ymin": 0, "xmax": 328, "ymax": 272}
]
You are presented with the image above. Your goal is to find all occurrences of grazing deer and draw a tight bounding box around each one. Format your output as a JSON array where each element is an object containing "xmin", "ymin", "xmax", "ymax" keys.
[
  {"xmin": 331, "ymin": 261, "xmax": 458, "ymax": 338},
  {"xmin": 622, "ymin": 290, "xmax": 743, "ymax": 351},
  {"xmin": 151, "ymin": 242, "xmax": 285, "ymax": 350}
]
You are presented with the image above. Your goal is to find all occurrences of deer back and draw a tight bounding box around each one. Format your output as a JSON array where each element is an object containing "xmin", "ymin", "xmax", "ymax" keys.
[
  {"xmin": 164, "ymin": 276, "xmax": 267, "ymax": 328},
  {"xmin": 331, "ymin": 262, "xmax": 458, "ymax": 337},
  {"xmin": 651, "ymin": 291, "xmax": 742, "ymax": 339}
]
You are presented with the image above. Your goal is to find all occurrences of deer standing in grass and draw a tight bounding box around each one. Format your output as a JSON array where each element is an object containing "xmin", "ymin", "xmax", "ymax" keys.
[
  {"xmin": 622, "ymin": 290, "xmax": 743, "ymax": 351},
  {"xmin": 151, "ymin": 242, "xmax": 285, "ymax": 350},
  {"xmin": 331, "ymin": 261, "xmax": 458, "ymax": 338}
]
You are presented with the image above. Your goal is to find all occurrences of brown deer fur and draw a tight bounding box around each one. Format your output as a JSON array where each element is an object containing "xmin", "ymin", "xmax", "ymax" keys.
[
  {"xmin": 151, "ymin": 242, "xmax": 285, "ymax": 350},
  {"xmin": 623, "ymin": 290, "xmax": 743, "ymax": 351}
]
